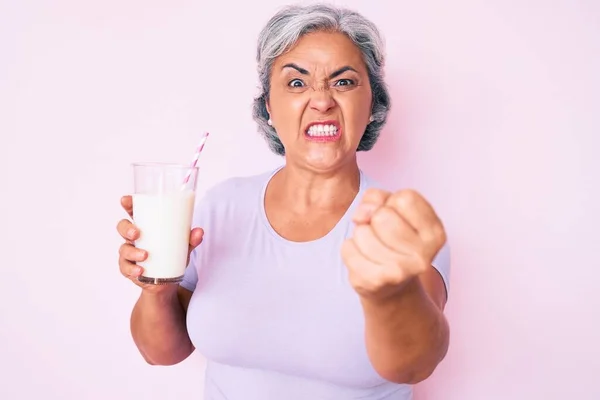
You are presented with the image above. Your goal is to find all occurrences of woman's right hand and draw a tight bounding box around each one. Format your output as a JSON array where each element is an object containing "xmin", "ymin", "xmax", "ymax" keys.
[{"xmin": 117, "ymin": 195, "xmax": 204, "ymax": 293}]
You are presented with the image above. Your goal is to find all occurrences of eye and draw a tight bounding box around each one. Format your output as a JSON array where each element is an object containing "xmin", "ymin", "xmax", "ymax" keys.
[
  {"xmin": 288, "ymin": 79, "xmax": 305, "ymax": 88},
  {"xmin": 334, "ymin": 79, "xmax": 355, "ymax": 87}
]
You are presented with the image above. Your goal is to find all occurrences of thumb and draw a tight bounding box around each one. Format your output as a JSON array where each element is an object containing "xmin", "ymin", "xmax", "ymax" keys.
[
  {"xmin": 352, "ymin": 188, "xmax": 390, "ymax": 224},
  {"xmin": 189, "ymin": 227, "xmax": 204, "ymax": 249}
]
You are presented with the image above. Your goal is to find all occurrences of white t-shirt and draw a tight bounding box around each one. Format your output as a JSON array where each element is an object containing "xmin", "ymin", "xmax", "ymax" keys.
[{"xmin": 180, "ymin": 166, "xmax": 451, "ymax": 400}]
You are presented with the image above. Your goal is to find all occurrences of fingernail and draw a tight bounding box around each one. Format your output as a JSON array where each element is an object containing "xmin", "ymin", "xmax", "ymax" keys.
[
  {"xmin": 128, "ymin": 228, "xmax": 136, "ymax": 238},
  {"xmin": 354, "ymin": 203, "xmax": 378, "ymax": 221},
  {"xmin": 133, "ymin": 266, "xmax": 142, "ymax": 275}
]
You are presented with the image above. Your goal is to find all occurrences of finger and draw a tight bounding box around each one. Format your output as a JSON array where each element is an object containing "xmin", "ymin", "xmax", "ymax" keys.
[
  {"xmin": 361, "ymin": 188, "xmax": 392, "ymax": 205},
  {"xmin": 369, "ymin": 205, "xmax": 421, "ymax": 254},
  {"xmin": 341, "ymin": 238, "xmax": 406, "ymax": 295},
  {"xmin": 385, "ymin": 191, "xmax": 447, "ymax": 263},
  {"xmin": 385, "ymin": 190, "xmax": 441, "ymax": 238},
  {"xmin": 119, "ymin": 258, "xmax": 144, "ymax": 279},
  {"xmin": 121, "ymin": 195, "xmax": 133, "ymax": 218},
  {"xmin": 351, "ymin": 223, "xmax": 406, "ymax": 266},
  {"xmin": 186, "ymin": 228, "xmax": 205, "ymax": 266},
  {"xmin": 341, "ymin": 237, "xmax": 382, "ymax": 278},
  {"xmin": 352, "ymin": 203, "xmax": 380, "ymax": 224},
  {"xmin": 119, "ymin": 242, "xmax": 148, "ymax": 263},
  {"xmin": 352, "ymin": 188, "xmax": 391, "ymax": 224},
  {"xmin": 116, "ymin": 219, "xmax": 139, "ymax": 242},
  {"xmin": 189, "ymin": 227, "xmax": 204, "ymax": 249}
]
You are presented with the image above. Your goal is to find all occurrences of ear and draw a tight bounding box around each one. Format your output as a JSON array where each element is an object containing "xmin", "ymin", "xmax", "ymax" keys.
[{"xmin": 265, "ymin": 98, "xmax": 271, "ymax": 116}]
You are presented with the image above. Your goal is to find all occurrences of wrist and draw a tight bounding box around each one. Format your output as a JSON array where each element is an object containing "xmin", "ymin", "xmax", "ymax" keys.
[
  {"xmin": 359, "ymin": 276, "xmax": 422, "ymax": 306},
  {"xmin": 140, "ymin": 284, "xmax": 179, "ymax": 303}
]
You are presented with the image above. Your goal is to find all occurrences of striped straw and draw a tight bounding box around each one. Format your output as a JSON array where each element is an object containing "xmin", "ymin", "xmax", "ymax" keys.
[{"xmin": 182, "ymin": 131, "xmax": 210, "ymax": 186}]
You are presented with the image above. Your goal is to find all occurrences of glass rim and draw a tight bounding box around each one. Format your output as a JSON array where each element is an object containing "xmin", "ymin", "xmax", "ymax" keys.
[{"xmin": 131, "ymin": 162, "xmax": 199, "ymax": 171}]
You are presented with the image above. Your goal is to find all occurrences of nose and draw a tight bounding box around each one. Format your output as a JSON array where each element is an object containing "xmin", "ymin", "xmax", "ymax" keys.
[{"xmin": 309, "ymin": 86, "xmax": 336, "ymax": 113}]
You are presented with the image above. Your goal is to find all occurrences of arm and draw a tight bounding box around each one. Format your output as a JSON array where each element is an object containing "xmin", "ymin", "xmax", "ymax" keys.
[
  {"xmin": 130, "ymin": 285, "xmax": 195, "ymax": 366},
  {"xmin": 361, "ymin": 267, "xmax": 449, "ymax": 384},
  {"xmin": 118, "ymin": 194, "xmax": 205, "ymax": 366},
  {"xmin": 342, "ymin": 188, "xmax": 451, "ymax": 385}
]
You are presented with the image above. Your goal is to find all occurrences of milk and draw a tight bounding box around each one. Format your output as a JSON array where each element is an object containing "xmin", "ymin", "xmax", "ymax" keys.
[{"xmin": 132, "ymin": 189, "xmax": 196, "ymax": 282}]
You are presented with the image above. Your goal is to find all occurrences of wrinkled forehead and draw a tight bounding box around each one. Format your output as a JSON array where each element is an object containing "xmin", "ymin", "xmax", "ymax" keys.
[{"xmin": 272, "ymin": 31, "xmax": 367, "ymax": 75}]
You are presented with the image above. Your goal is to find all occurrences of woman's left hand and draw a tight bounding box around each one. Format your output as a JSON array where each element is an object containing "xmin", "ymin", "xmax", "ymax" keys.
[{"xmin": 341, "ymin": 188, "xmax": 447, "ymax": 301}]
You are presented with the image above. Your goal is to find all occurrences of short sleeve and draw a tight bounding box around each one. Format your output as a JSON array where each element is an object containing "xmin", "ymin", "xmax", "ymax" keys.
[
  {"xmin": 180, "ymin": 246, "xmax": 199, "ymax": 292},
  {"xmin": 431, "ymin": 241, "xmax": 451, "ymax": 299}
]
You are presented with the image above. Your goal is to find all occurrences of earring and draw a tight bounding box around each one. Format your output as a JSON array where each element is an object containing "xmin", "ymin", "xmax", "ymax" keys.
[
  {"xmin": 268, "ymin": 118, "xmax": 273, "ymax": 126},
  {"xmin": 369, "ymin": 115, "xmax": 374, "ymax": 122}
]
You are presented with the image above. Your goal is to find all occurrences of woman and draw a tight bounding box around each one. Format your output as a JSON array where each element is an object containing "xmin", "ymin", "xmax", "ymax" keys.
[{"xmin": 117, "ymin": 4, "xmax": 451, "ymax": 399}]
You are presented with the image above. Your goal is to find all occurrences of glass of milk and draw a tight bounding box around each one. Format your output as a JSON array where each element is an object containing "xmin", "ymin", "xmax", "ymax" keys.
[{"xmin": 131, "ymin": 162, "xmax": 198, "ymax": 285}]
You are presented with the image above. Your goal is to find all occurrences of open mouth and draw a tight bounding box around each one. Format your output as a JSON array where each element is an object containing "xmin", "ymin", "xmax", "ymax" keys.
[{"xmin": 304, "ymin": 121, "xmax": 341, "ymax": 141}]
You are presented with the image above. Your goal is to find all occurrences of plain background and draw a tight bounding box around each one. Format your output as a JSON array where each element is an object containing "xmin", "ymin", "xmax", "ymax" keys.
[{"xmin": 1, "ymin": 0, "xmax": 599, "ymax": 399}]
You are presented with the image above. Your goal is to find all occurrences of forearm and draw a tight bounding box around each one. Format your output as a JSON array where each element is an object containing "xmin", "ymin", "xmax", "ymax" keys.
[
  {"xmin": 360, "ymin": 278, "xmax": 449, "ymax": 384},
  {"xmin": 130, "ymin": 288, "xmax": 194, "ymax": 365}
]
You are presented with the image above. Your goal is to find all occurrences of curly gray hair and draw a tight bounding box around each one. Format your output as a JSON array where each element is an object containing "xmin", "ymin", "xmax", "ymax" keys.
[{"xmin": 252, "ymin": 3, "xmax": 391, "ymax": 155}]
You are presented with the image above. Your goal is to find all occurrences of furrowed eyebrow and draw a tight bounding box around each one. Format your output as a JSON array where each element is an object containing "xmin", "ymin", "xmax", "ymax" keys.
[
  {"xmin": 281, "ymin": 64, "xmax": 358, "ymax": 79},
  {"xmin": 328, "ymin": 66, "xmax": 358, "ymax": 79},
  {"xmin": 281, "ymin": 63, "xmax": 309, "ymax": 75}
]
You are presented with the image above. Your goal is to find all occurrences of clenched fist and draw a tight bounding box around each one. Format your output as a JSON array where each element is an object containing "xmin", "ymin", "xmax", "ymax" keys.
[{"xmin": 341, "ymin": 188, "xmax": 447, "ymax": 300}]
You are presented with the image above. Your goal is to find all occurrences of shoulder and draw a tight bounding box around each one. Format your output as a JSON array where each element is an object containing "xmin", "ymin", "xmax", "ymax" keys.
[
  {"xmin": 192, "ymin": 167, "xmax": 280, "ymax": 221},
  {"xmin": 200, "ymin": 167, "xmax": 278, "ymax": 205}
]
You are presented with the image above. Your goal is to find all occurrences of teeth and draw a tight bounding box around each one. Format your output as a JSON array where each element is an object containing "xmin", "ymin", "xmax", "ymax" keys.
[{"xmin": 307, "ymin": 124, "xmax": 338, "ymax": 137}]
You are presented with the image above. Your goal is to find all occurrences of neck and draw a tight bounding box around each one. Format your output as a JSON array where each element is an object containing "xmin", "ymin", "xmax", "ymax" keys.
[{"xmin": 273, "ymin": 158, "xmax": 361, "ymax": 212}]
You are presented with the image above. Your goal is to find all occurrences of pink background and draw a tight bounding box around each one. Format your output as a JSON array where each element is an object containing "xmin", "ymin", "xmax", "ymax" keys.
[{"xmin": 2, "ymin": 1, "xmax": 599, "ymax": 399}]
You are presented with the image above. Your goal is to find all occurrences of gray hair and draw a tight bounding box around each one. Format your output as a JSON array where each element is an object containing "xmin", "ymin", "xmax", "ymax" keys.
[{"xmin": 252, "ymin": 3, "xmax": 391, "ymax": 155}]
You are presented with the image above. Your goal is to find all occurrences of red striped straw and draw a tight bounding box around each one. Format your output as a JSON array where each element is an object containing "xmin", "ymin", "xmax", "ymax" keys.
[{"xmin": 182, "ymin": 131, "xmax": 210, "ymax": 186}]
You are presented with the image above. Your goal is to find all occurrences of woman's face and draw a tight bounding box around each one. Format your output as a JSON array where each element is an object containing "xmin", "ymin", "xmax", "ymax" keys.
[{"xmin": 267, "ymin": 30, "xmax": 373, "ymax": 172}]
